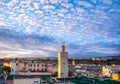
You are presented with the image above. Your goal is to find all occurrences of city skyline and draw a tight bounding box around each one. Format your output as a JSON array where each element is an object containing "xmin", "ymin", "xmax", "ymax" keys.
[{"xmin": 0, "ymin": 0, "xmax": 120, "ymax": 58}]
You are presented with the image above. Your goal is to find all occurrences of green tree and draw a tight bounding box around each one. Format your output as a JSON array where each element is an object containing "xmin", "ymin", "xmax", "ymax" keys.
[
  {"xmin": 1, "ymin": 66, "xmax": 11, "ymax": 75},
  {"xmin": 51, "ymin": 71, "xmax": 58, "ymax": 77},
  {"xmin": 68, "ymin": 71, "xmax": 73, "ymax": 77}
]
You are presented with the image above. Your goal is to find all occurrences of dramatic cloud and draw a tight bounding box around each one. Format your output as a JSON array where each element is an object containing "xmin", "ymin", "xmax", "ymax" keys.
[{"xmin": 0, "ymin": 0, "xmax": 120, "ymax": 58}]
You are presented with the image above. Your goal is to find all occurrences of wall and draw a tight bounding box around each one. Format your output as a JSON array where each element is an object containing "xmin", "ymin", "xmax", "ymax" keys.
[
  {"xmin": 6, "ymin": 80, "xmax": 13, "ymax": 84},
  {"xmin": 13, "ymin": 78, "xmax": 40, "ymax": 84},
  {"xmin": 111, "ymin": 73, "xmax": 119, "ymax": 80},
  {"xmin": 58, "ymin": 52, "xmax": 68, "ymax": 78}
]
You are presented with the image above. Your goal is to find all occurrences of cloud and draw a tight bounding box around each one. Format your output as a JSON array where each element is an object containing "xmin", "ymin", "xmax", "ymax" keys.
[
  {"xmin": 78, "ymin": 1, "xmax": 93, "ymax": 8},
  {"xmin": 101, "ymin": 0, "xmax": 112, "ymax": 5},
  {"xmin": 42, "ymin": 5, "xmax": 55, "ymax": 10},
  {"xmin": 49, "ymin": 0, "xmax": 63, "ymax": 4},
  {"xmin": 0, "ymin": 22, "xmax": 6, "ymax": 27},
  {"xmin": 32, "ymin": 2, "xmax": 40, "ymax": 10},
  {"xmin": 0, "ymin": 0, "xmax": 120, "ymax": 58},
  {"xmin": 0, "ymin": 29, "xmax": 57, "ymax": 58},
  {"xmin": 61, "ymin": 3, "xmax": 73, "ymax": 9}
]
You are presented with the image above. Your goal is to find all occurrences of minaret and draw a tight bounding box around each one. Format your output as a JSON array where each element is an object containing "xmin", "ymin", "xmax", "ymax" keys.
[{"xmin": 58, "ymin": 45, "xmax": 68, "ymax": 78}]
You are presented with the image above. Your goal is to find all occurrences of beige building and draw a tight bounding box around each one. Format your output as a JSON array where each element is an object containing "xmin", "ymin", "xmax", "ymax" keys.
[
  {"xmin": 10, "ymin": 60, "xmax": 48, "ymax": 75},
  {"xmin": 58, "ymin": 45, "xmax": 68, "ymax": 78}
]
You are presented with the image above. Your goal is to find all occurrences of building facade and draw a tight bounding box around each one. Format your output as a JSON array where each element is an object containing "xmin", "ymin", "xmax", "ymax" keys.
[
  {"xmin": 102, "ymin": 66, "xmax": 112, "ymax": 77},
  {"xmin": 58, "ymin": 45, "xmax": 68, "ymax": 78},
  {"xmin": 112, "ymin": 73, "xmax": 119, "ymax": 80},
  {"xmin": 10, "ymin": 60, "xmax": 48, "ymax": 75}
]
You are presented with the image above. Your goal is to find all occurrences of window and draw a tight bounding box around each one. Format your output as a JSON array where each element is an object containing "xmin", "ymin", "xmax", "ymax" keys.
[
  {"xmin": 33, "ymin": 81, "xmax": 38, "ymax": 84},
  {"xmin": 16, "ymin": 63, "xmax": 18, "ymax": 66},
  {"xmin": 33, "ymin": 69, "xmax": 35, "ymax": 72},
  {"xmin": 45, "ymin": 69, "xmax": 47, "ymax": 71}
]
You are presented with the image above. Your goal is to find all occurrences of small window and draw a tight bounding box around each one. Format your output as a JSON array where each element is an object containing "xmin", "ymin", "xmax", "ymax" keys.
[
  {"xmin": 33, "ymin": 81, "xmax": 38, "ymax": 84},
  {"xmin": 16, "ymin": 63, "xmax": 18, "ymax": 66},
  {"xmin": 45, "ymin": 69, "xmax": 47, "ymax": 71}
]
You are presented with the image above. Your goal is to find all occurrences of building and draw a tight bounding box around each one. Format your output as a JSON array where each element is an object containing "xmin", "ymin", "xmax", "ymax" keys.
[
  {"xmin": 102, "ymin": 66, "xmax": 112, "ymax": 77},
  {"xmin": 10, "ymin": 60, "xmax": 48, "ymax": 75},
  {"xmin": 6, "ymin": 75, "xmax": 51, "ymax": 84},
  {"xmin": 111, "ymin": 72, "xmax": 120, "ymax": 81},
  {"xmin": 58, "ymin": 45, "xmax": 68, "ymax": 78},
  {"xmin": 3, "ymin": 62, "xmax": 11, "ymax": 67},
  {"xmin": 111, "ymin": 65, "xmax": 120, "ymax": 73},
  {"xmin": 111, "ymin": 65, "xmax": 120, "ymax": 81}
]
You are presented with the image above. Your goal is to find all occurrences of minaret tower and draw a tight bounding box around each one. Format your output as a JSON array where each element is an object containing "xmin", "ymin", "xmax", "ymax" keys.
[{"xmin": 58, "ymin": 45, "xmax": 68, "ymax": 78}]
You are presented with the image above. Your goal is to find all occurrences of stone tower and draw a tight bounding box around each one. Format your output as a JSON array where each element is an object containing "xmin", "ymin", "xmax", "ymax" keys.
[{"xmin": 58, "ymin": 45, "xmax": 68, "ymax": 78}]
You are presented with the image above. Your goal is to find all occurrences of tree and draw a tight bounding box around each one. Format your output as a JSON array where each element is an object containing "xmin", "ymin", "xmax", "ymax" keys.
[
  {"xmin": 1, "ymin": 66, "xmax": 11, "ymax": 75},
  {"xmin": 51, "ymin": 71, "xmax": 58, "ymax": 77},
  {"xmin": 68, "ymin": 71, "xmax": 73, "ymax": 77}
]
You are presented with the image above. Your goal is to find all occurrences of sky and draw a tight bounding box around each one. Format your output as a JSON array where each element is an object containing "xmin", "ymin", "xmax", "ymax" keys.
[{"xmin": 0, "ymin": 0, "xmax": 120, "ymax": 58}]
